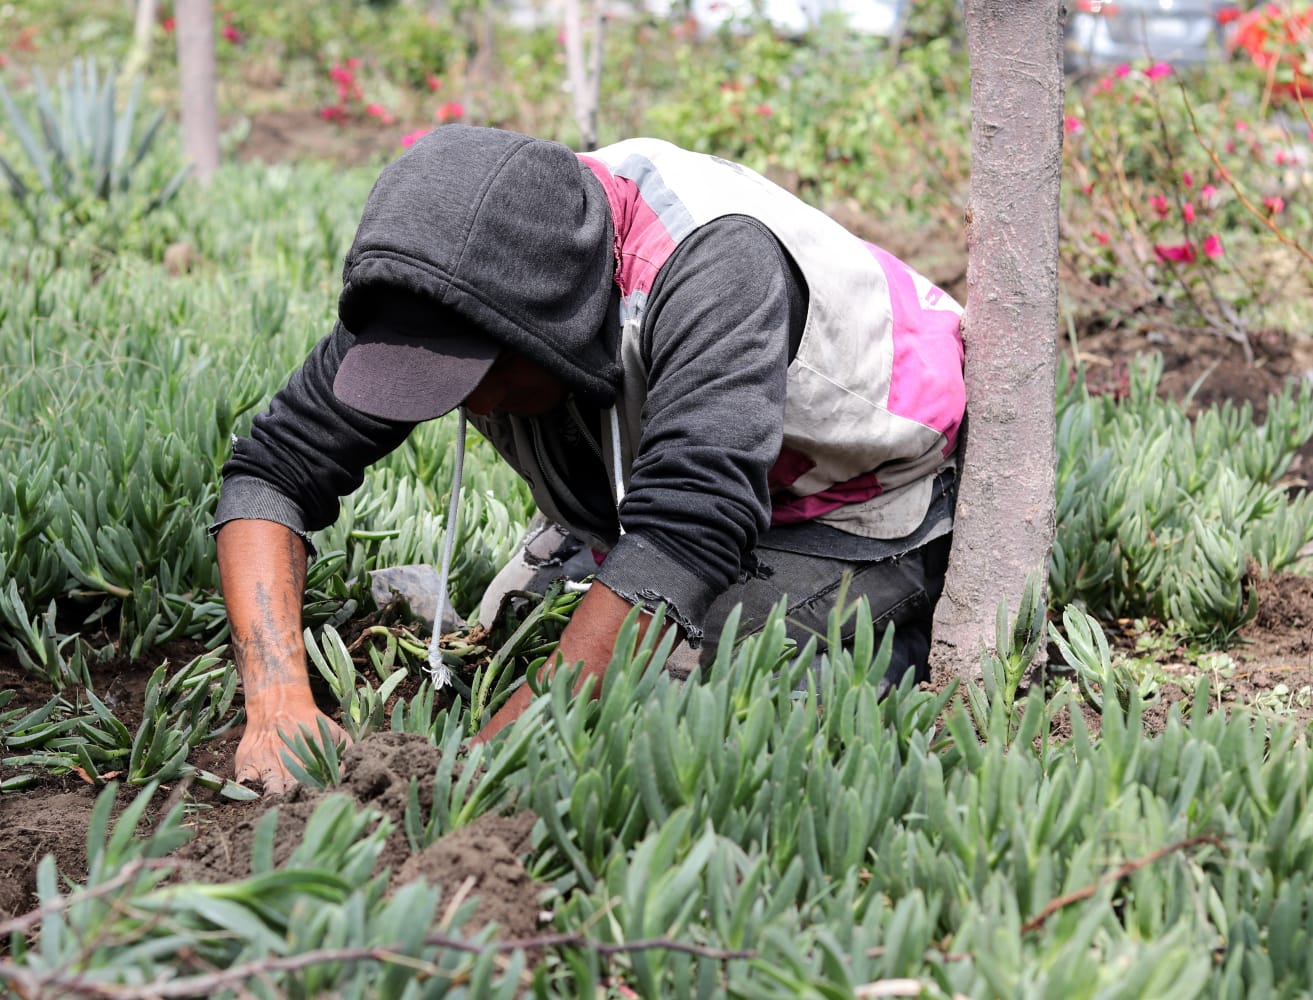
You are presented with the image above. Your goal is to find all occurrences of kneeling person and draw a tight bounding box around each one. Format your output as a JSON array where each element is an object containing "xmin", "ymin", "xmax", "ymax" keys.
[{"xmin": 213, "ymin": 125, "xmax": 965, "ymax": 793}]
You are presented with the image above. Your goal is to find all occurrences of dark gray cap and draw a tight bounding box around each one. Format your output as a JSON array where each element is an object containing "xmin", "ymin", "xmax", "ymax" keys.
[{"xmin": 333, "ymin": 289, "xmax": 499, "ymax": 423}]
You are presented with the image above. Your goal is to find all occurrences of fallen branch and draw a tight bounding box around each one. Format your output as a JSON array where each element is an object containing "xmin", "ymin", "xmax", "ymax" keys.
[
  {"xmin": 0, "ymin": 929, "xmax": 758, "ymax": 998},
  {"xmin": 1021, "ymin": 833, "xmax": 1224, "ymax": 934},
  {"xmin": 0, "ymin": 860, "xmax": 175, "ymax": 938}
]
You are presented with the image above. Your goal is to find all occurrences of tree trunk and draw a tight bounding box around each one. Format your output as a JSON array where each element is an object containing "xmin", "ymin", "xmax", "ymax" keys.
[
  {"xmin": 929, "ymin": 0, "xmax": 1065, "ymax": 676},
  {"xmin": 562, "ymin": 0, "xmax": 605, "ymax": 150},
  {"xmin": 124, "ymin": 0, "xmax": 157, "ymax": 80},
  {"xmin": 175, "ymin": 0, "xmax": 220, "ymax": 183}
]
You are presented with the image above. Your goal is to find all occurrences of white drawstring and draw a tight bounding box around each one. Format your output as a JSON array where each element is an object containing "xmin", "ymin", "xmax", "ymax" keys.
[
  {"xmin": 427, "ymin": 410, "xmax": 466, "ymax": 688},
  {"xmin": 608, "ymin": 406, "xmax": 626, "ymax": 534}
]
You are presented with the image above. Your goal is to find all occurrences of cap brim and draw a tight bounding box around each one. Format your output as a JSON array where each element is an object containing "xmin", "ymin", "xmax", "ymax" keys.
[{"xmin": 334, "ymin": 325, "xmax": 499, "ymax": 423}]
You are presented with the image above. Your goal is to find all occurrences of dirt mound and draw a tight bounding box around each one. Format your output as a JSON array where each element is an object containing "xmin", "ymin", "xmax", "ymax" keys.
[
  {"xmin": 394, "ymin": 810, "xmax": 541, "ymax": 938},
  {"xmin": 171, "ymin": 731, "xmax": 546, "ymax": 937}
]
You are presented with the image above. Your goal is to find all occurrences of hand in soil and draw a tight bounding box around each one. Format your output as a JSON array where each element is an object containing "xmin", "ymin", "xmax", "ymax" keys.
[{"xmin": 235, "ymin": 704, "xmax": 352, "ymax": 795}]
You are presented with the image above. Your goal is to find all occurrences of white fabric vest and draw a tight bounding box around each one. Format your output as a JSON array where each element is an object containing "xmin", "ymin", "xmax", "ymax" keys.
[{"xmin": 580, "ymin": 139, "xmax": 965, "ymax": 539}]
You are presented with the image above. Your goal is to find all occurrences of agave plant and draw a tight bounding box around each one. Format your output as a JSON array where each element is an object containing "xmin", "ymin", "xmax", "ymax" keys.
[{"xmin": 0, "ymin": 58, "xmax": 190, "ymax": 231}]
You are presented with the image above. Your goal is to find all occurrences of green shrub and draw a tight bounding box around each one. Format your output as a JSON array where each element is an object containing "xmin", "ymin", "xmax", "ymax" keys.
[{"xmin": 0, "ymin": 59, "xmax": 189, "ymax": 260}]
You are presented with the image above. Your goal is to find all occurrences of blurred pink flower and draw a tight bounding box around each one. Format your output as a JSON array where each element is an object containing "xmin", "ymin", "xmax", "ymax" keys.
[
  {"xmin": 400, "ymin": 128, "xmax": 429, "ymax": 148},
  {"xmin": 1155, "ymin": 243, "xmax": 1196, "ymax": 263},
  {"xmin": 1144, "ymin": 62, "xmax": 1173, "ymax": 80},
  {"xmin": 1114, "ymin": 63, "xmax": 1132, "ymax": 78},
  {"xmin": 435, "ymin": 101, "xmax": 465, "ymax": 123},
  {"xmin": 1093, "ymin": 231, "xmax": 1110, "ymax": 245},
  {"xmin": 1263, "ymin": 195, "xmax": 1285, "ymax": 215},
  {"xmin": 1150, "ymin": 194, "xmax": 1170, "ymax": 218},
  {"xmin": 1202, "ymin": 235, "xmax": 1224, "ymax": 258},
  {"xmin": 1182, "ymin": 202, "xmax": 1195, "ymax": 223},
  {"xmin": 426, "ymin": 74, "xmax": 442, "ymax": 91},
  {"xmin": 1274, "ymin": 149, "xmax": 1292, "ymax": 165},
  {"xmin": 319, "ymin": 104, "xmax": 347, "ymax": 124},
  {"xmin": 1064, "ymin": 115, "xmax": 1083, "ymax": 134},
  {"xmin": 1181, "ymin": 170, "xmax": 1193, "ymax": 188},
  {"xmin": 365, "ymin": 103, "xmax": 394, "ymax": 125},
  {"xmin": 221, "ymin": 24, "xmax": 243, "ymax": 44},
  {"xmin": 1201, "ymin": 183, "xmax": 1217, "ymax": 203}
]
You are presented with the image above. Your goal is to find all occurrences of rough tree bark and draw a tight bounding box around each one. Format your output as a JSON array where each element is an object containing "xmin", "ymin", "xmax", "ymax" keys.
[
  {"xmin": 175, "ymin": 0, "xmax": 220, "ymax": 183},
  {"xmin": 929, "ymin": 0, "xmax": 1065, "ymax": 676}
]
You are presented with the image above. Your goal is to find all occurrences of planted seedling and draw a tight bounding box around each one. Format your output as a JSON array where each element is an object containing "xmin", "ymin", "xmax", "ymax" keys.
[{"xmin": 278, "ymin": 716, "xmax": 348, "ymax": 791}]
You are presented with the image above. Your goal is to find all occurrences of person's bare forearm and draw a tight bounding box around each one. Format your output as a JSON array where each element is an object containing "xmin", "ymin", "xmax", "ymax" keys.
[
  {"xmin": 217, "ymin": 518, "xmax": 348, "ymax": 791},
  {"xmin": 217, "ymin": 519, "xmax": 311, "ymax": 701},
  {"xmin": 474, "ymin": 581, "xmax": 678, "ymax": 743}
]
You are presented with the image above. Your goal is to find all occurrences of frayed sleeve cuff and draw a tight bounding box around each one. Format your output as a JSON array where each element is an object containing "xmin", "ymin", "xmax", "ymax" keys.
[
  {"xmin": 210, "ymin": 474, "xmax": 318, "ymax": 557},
  {"xmin": 594, "ymin": 532, "xmax": 715, "ymax": 647}
]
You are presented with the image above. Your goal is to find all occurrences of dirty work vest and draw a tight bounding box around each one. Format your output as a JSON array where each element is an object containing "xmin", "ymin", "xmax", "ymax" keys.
[
  {"xmin": 474, "ymin": 139, "xmax": 965, "ymax": 550},
  {"xmin": 582, "ymin": 139, "xmax": 964, "ymax": 541}
]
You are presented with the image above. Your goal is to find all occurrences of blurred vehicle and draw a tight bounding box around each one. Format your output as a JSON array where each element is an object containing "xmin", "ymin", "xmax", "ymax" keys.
[
  {"xmin": 498, "ymin": 0, "xmax": 907, "ymax": 37},
  {"xmin": 1064, "ymin": 0, "xmax": 1240, "ymax": 72},
  {"xmin": 687, "ymin": 0, "xmax": 909, "ymax": 39}
]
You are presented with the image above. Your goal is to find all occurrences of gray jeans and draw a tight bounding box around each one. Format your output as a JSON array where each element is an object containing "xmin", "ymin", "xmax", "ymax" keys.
[
  {"xmin": 685, "ymin": 532, "xmax": 952, "ymax": 694},
  {"xmin": 479, "ymin": 514, "xmax": 952, "ymax": 696}
]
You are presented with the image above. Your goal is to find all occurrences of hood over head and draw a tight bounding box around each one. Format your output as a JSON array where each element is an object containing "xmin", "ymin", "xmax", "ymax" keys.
[{"xmin": 336, "ymin": 125, "xmax": 620, "ymax": 413}]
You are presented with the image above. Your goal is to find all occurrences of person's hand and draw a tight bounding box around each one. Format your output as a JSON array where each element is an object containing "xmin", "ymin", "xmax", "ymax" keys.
[
  {"xmin": 471, "ymin": 581, "xmax": 680, "ymax": 745},
  {"xmin": 235, "ymin": 687, "xmax": 352, "ymax": 794}
]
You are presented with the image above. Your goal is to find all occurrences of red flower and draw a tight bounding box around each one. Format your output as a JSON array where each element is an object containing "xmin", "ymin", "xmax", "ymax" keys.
[
  {"xmin": 1263, "ymin": 195, "xmax": 1285, "ymax": 215},
  {"xmin": 1064, "ymin": 115, "xmax": 1083, "ymax": 134},
  {"xmin": 365, "ymin": 103, "xmax": 394, "ymax": 125},
  {"xmin": 1182, "ymin": 203, "xmax": 1195, "ymax": 223},
  {"xmin": 1181, "ymin": 170, "xmax": 1193, "ymax": 188},
  {"xmin": 1144, "ymin": 62, "xmax": 1173, "ymax": 80},
  {"xmin": 401, "ymin": 128, "xmax": 429, "ymax": 148},
  {"xmin": 1201, "ymin": 183, "xmax": 1217, "ymax": 203},
  {"xmin": 1202, "ymin": 235, "xmax": 1224, "ymax": 258},
  {"xmin": 1093, "ymin": 231, "xmax": 1110, "ymax": 245},
  {"xmin": 1149, "ymin": 194, "xmax": 1170, "ymax": 219},
  {"xmin": 1114, "ymin": 63, "xmax": 1132, "ymax": 78},
  {"xmin": 426, "ymin": 73, "xmax": 442, "ymax": 92},
  {"xmin": 221, "ymin": 24, "xmax": 243, "ymax": 44},
  {"xmin": 319, "ymin": 104, "xmax": 348, "ymax": 124},
  {"xmin": 754, "ymin": 104, "xmax": 773, "ymax": 117},
  {"xmin": 162, "ymin": 16, "xmax": 175, "ymax": 32},
  {"xmin": 1155, "ymin": 242, "xmax": 1196, "ymax": 263},
  {"xmin": 435, "ymin": 101, "xmax": 465, "ymax": 123}
]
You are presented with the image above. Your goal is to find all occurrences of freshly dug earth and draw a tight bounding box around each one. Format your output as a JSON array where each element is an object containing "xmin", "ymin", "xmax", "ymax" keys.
[{"xmin": 0, "ymin": 731, "xmax": 546, "ymax": 938}]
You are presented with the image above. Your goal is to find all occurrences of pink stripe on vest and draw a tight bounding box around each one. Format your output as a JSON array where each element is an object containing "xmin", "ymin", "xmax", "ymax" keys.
[
  {"xmin": 579, "ymin": 156, "xmax": 675, "ymax": 298},
  {"xmin": 771, "ymin": 471, "xmax": 884, "ymax": 525},
  {"xmin": 867, "ymin": 244, "xmax": 965, "ymax": 455}
]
